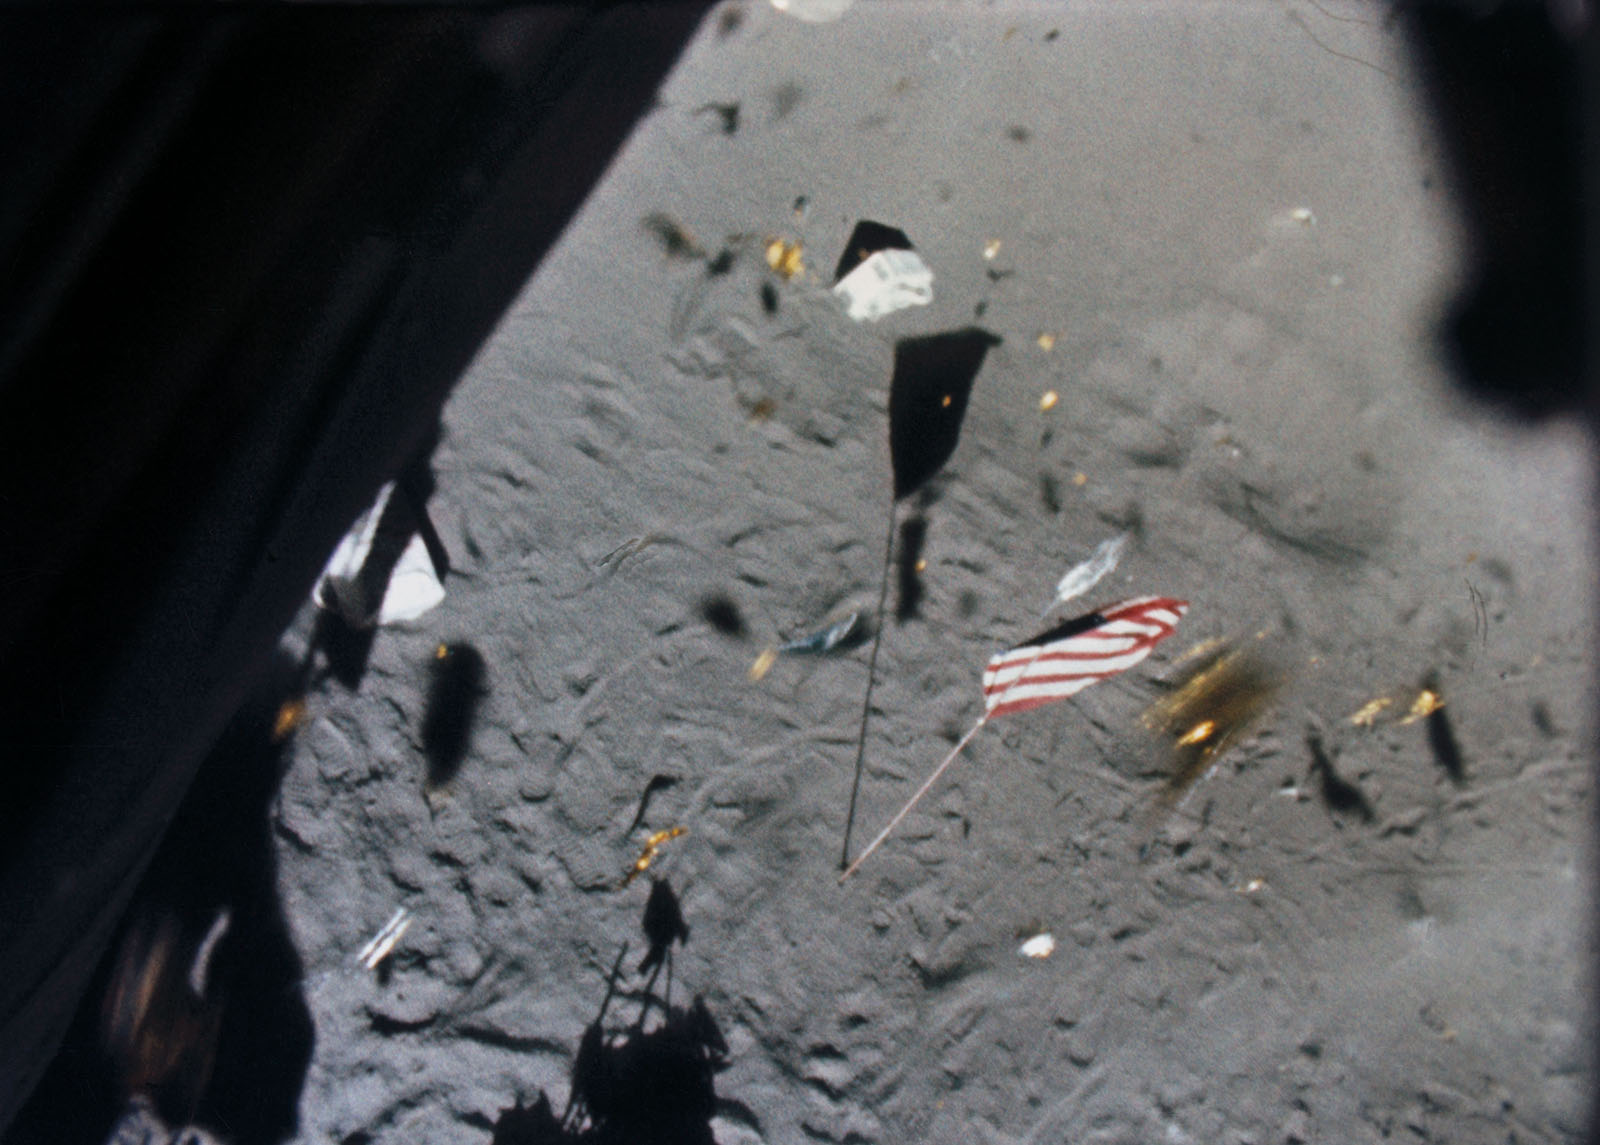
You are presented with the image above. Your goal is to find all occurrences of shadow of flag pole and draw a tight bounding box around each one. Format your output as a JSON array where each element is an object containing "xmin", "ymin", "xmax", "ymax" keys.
[{"xmin": 839, "ymin": 328, "xmax": 999, "ymax": 870}]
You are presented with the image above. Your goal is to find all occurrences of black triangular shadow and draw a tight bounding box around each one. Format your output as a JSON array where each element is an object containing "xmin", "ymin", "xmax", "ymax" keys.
[
  {"xmin": 888, "ymin": 328, "xmax": 1000, "ymax": 500},
  {"xmin": 834, "ymin": 219, "xmax": 915, "ymax": 283}
]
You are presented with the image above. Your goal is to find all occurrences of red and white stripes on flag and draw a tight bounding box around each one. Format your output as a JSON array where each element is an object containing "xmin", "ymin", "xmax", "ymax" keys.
[{"xmin": 981, "ymin": 596, "xmax": 1188, "ymax": 719}]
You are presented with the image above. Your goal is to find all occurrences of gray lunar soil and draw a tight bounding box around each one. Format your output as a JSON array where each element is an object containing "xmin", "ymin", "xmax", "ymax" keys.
[{"xmin": 268, "ymin": 4, "xmax": 1591, "ymax": 1143}]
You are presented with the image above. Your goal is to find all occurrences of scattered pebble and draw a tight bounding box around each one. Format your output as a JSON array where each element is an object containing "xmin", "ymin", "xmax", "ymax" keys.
[
  {"xmin": 1019, "ymin": 933, "xmax": 1056, "ymax": 959},
  {"xmin": 1039, "ymin": 390, "xmax": 1058, "ymax": 411},
  {"xmin": 982, "ymin": 239, "xmax": 1002, "ymax": 260}
]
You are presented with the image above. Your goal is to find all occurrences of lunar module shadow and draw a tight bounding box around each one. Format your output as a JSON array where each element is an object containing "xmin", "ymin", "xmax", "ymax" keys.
[{"xmin": 489, "ymin": 879, "xmax": 729, "ymax": 1145}]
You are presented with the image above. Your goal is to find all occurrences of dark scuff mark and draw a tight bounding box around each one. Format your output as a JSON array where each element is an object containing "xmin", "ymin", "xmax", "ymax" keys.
[
  {"xmin": 699, "ymin": 595, "xmax": 746, "ymax": 637},
  {"xmin": 1039, "ymin": 472, "xmax": 1061, "ymax": 513},
  {"xmin": 895, "ymin": 516, "xmax": 927, "ymax": 623},
  {"xmin": 643, "ymin": 212, "xmax": 703, "ymax": 259},
  {"xmin": 759, "ymin": 279, "xmax": 778, "ymax": 314},
  {"xmin": 1006, "ymin": 124, "xmax": 1031, "ymax": 143},
  {"xmin": 698, "ymin": 101, "xmax": 739, "ymax": 135},
  {"xmin": 1427, "ymin": 703, "xmax": 1466, "ymax": 785},
  {"xmin": 706, "ymin": 248, "xmax": 735, "ymax": 276},
  {"xmin": 1531, "ymin": 700, "xmax": 1557, "ymax": 738},
  {"xmin": 770, "ymin": 80, "xmax": 802, "ymax": 121},
  {"xmin": 1307, "ymin": 730, "xmax": 1374, "ymax": 823}
]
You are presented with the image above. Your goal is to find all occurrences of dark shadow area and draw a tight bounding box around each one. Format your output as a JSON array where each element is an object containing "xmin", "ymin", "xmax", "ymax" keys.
[
  {"xmin": 627, "ymin": 776, "xmax": 680, "ymax": 835},
  {"xmin": 310, "ymin": 608, "xmax": 380, "ymax": 691},
  {"xmin": 832, "ymin": 219, "xmax": 914, "ymax": 283},
  {"xmin": 0, "ymin": 10, "xmax": 708, "ymax": 1123},
  {"xmin": 697, "ymin": 595, "xmax": 746, "ymax": 638},
  {"xmin": 1307, "ymin": 730, "xmax": 1376, "ymax": 825},
  {"xmin": 637, "ymin": 880, "xmax": 690, "ymax": 980},
  {"xmin": 423, "ymin": 642, "xmax": 488, "ymax": 789},
  {"xmin": 1402, "ymin": 6, "xmax": 1582, "ymax": 420},
  {"xmin": 886, "ymin": 328, "xmax": 997, "ymax": 501},
  {"xmin": 1427, "ymin": 703, "xmax": 1467, "ymax": 788},
  {"xmin": 6, "ymin": 649, "xmax": 314, "ymax": 1145},
  {"xmin": 488, "ymin": 879, "xmax": 727, "ymax": 1145},
  {"xmin": 895, "ymin": 515, "xmax": 928, "ymax": 623}
]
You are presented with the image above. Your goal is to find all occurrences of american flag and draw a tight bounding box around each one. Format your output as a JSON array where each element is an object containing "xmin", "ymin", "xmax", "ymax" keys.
[
  {"xmin": 840, "ymin": 592, "xmax": 1189, "ymax": 881},
  {"xmin": 981, "ymin": 595, "xmax": 1188, "ymax": 719}
]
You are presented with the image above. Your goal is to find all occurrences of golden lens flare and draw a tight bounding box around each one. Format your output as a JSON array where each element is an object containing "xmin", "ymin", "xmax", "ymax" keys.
[
  {"xmin": 1143, "ymin": 639, "xmax": 1283, "ymax": 809},
  {"xmin": 765, "ymin": 237, "xmax": 804, "ymax": 280},
  {"xmin": 1176, "ymin": 720, "xmax": 1216, "ymax": 746},
  {"xmin": 748, "ymin": 647, "xmax": 778, "ymax": 682},
  {"xmin": 272, "ymin": 699, "xmax": 308, "ymax": 742},
  {"xmin": 621, "ymin": 826, "xmax": 687, "ymax": 888},
  {"xmin": 1039, "ymin": 390, "xmax": 1059, "ymax": 412}
]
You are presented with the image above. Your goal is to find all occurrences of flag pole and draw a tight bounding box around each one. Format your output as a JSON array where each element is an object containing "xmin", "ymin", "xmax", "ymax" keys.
[
  {"xmin": 840, "ymin": 505, "xmax": 899, "ymax": 869},
  {"xmin": 839, "ymin": 713, "xmax": 989, "ymax": 882},
  {"xmin": 839, "ymin": 626, "xmax": 1053, "ymax": 882}
]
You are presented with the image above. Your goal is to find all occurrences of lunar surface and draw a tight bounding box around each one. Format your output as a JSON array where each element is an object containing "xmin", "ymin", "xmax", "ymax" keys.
[{"xmin": 36, "ymin": 5, "xmax": 1599, "ymax": 1144}]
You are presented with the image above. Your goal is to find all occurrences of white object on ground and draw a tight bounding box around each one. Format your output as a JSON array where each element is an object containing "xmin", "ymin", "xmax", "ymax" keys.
[
  {"xmin": 358, "ymin": 907, "xmax": 413, "ymax": 970},
  {"xmin": 187, "ymin": 908, "xmax": 232, "ymax": 999},
  {"xmin": 1019, "ymin": 933, "xmax": 1056, "ymax": 959},
  {"xmin": 771, "ymin": 0, "xmax": 852, "ymax": 22},
  {"xmin": 833, "ymin": 248, "xmax": 934, "ymax": 322},
  {"xmin": 314, "ymin": 481, "xmax": 445, "ymax": 627},
  {"xmin": 1049, "ymin": 532, "xmax": 1129, "ymax": 612}
]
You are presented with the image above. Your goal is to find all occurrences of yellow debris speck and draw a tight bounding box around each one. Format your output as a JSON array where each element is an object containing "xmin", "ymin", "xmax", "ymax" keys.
[
  {"xmin": 1039, "ymin": 390, "xmax": 1059, "ymax": 412},
  {"xmin": 749, "ymin": 647, "xmax": 778, "ymax": 682},
  {"xmin": 1071, "ymin": 472, "xmax": 1088, "ymax": 487},
  {"xmin": 436, "ymin": 644, "xmax": 450, "ymax": 660},
  {"xmin": 914, "ymin": 559, "xmax": 927, "ymax": 573},
  {"xmin": 765, "ymin": 237, "xmax": 804, "ymax": 280},
  {"xmin": 272, "ymin": 699, "xmax": 308, "ymax": 743},
  {"xmin": 1349, "ymin": 697, "xmax": 1393, "ymax": 727},
  {"xmin": 1036, "ymin": 333, "xmax": 1056, "ymax": 352},
  {"xmin": 941, "ymin": 394, "xmax": 952, "ymax": 408},
  {"xmin": 1399, "ymin": 688, "xmax": 1444, "ymax": 725},
  {"xmin": 982, "ymin": 239, "xmax": 1002, "ymax": 261}
]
